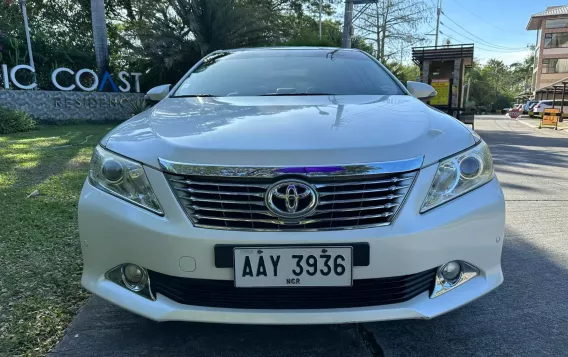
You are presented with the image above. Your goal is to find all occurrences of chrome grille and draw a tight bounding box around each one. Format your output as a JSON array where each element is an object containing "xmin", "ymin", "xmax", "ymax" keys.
[{"xmin": 165, "ymin": 170, "xmax": 417, "ymax": 231}]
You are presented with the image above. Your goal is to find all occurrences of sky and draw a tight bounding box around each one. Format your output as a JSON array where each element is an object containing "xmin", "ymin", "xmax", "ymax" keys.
[{"xmin": 414, "ymin": 0, "xmax": 549, "ymax": 65}]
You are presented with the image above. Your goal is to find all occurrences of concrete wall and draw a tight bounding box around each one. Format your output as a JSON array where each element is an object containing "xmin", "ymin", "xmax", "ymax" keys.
[
  {"xmin": 0, "ymin": 90, "xmax": 144, "ymax": 121},
  {"xmin": 535, "ymin": 18, "xmax": 568, "ymax": 90}
]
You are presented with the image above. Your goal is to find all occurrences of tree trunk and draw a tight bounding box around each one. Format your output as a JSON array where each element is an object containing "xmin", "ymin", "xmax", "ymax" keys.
[
  {"xmin": 380, "ymin": 0, "xmax": 390, "ymax": 63},
  {"xmin": 90, "ymin": 0, "xmax": 110, "ymax": 81},
  {"xmin": 375, "ymin": 3, "xmax": 380, "ymax": 59}
]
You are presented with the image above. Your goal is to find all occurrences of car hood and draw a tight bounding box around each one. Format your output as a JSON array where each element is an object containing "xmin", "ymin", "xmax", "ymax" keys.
[{"xmin": 102, "ymin": 95, "xmax": 476, "ymax": 169}]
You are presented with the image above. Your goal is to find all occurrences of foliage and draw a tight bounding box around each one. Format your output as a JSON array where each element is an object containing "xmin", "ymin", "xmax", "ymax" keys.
[
  {"xmin": 465, "ymin": 52, "xmax": 534, "ymax": 111},
  {"xmin": 385, "ymin": 62, "xmax": 420, "ymax": 83},
  {"xmin": 0, "ymin": 0, "xmax": 415, "ymax": 91},
  {"xmin": 0, "ymin": 106, "xmax": 36, "ymax": 134},
  {"xmin": 125, "ymin": 97, "xmax": 150, "ymax": 116},
  {"xmin": 0, "ymin": 124, "xmax": 112, "ymax": 356}
]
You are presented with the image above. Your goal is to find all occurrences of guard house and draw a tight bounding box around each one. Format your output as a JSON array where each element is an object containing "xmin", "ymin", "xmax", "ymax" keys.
[
  {"xmin": 533, "ymin": 76, "xmax": 568, "ymax": 121},
  {"xmin": 412, "ymin": 44, "xmax": 474, "ymax": 121}
]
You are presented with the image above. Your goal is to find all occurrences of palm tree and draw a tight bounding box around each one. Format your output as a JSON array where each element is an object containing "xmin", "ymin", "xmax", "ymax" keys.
[
  {"xmin": 174, "ymin": 0, "xmax": 271, "ymax": 57},
  {"xmin": 90, "ymin": 0, "xmax": 109, "ymax": 79}
]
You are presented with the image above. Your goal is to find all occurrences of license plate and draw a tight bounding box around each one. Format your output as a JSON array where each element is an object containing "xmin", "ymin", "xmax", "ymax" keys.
[{"xmin": 234, "ymin": 246, "xmax": 353, "ymax": 288}]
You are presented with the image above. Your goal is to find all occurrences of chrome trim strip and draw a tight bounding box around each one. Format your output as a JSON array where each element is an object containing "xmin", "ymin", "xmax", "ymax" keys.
[
  {"xmin": 314, "ymin": 176, "xmax": 413, "ymax": 188},
  {"xmin": 192, "ymin": 206, "xmax": 276, "ymax": 216},
  {"xmin": 192, "ymin": 221, "xmax": 392, "ymax": 232},
  {"xmin": 191, "ymin": 212, "xmax": 394, "ymax": 225},
  {"xmin": 174, "ymin": 187, "xmax": 265, "ymax": 197},
  {"xmin": 183, "ymin": 197, "xmax": 266, "ymax": 205},
  {"xmin": 318, "ymin": 185, "xmax": 409, "ymax": 197},
  {"xmin": 170, "ymin": 178, "xmax": 269, "ymax": 188},
  {"xmin": 314, "ymin": 203, "xmax": 398, "ymax": 213},
  {"xmin": 318, "ymin": 194, "xmax": 403, "ymax": 205},
  {"xmin": 158, "ymin": 156, "xmax": 424, "ymax": 177}
]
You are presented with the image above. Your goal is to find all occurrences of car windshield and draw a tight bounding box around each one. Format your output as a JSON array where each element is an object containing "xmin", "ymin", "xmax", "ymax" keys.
[{"xmin": 172, "ymin": 49, "xmax": 405, "ymax": 97}]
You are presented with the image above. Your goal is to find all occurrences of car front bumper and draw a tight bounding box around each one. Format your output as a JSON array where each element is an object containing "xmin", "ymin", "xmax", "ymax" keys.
[{"xmin": 79, "ymin": 164, "xmax": 505, "ymax": 324}]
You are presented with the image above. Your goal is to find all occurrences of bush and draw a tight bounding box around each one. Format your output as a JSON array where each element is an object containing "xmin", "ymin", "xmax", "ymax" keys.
[
  {"xmin": 124, "ymin": 97, "xmax": 150, "ymax": 117},
  {"xmin": 0, "ymin": 106, "xmax": 36, "ymax": 134}
]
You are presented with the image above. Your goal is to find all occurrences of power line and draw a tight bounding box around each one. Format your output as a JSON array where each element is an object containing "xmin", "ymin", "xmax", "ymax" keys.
[
  {"xmin": 441, "ymin": 12, "xmax": 526, "ymax": 50},
  {"xmin": 439, "ymin": 28, "xmax": 528, "ymax": 54},
  {"xmin": 439, "ymin": 28, "xmax": 525, "ymax": 53},
  {"xmin": 448, "ymin": 0, "xmax": 510, "ymax": 33},
  {"xmin": 439, "ymin": 24, "xmax": 525, "ymax": 52}
]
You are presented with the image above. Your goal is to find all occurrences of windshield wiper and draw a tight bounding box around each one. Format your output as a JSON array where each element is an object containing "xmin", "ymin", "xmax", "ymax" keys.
[
  {"xmin": 172, "ymin": 94, "xmax": 217, "ymax": 98},
  {"xmin": 261, "ymin": 93, "xmax": 333, "ymax": 96}
]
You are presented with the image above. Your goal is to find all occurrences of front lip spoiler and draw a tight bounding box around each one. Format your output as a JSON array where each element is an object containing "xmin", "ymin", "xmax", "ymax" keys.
[{"xmin": 157, "ymin": 156, "xmax": 424, "ymax": 178}]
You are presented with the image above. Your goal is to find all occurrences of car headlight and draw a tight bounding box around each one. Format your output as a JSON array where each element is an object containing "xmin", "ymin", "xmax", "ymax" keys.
[
  {"xmin": 421, "ymin": 141, "xmax": 494, "ymax": 213},
  {"xmin": 89, "ymin": 145, "xmax": 163, "ymax": 215}
]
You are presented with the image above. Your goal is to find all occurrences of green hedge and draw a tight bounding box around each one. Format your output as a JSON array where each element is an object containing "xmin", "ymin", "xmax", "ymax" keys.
[{"xmin": 0, "ymin": 106, "xmax": 36, "ymax": 134}]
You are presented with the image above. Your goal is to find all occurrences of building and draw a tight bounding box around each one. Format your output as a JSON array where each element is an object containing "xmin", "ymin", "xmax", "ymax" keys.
[{"xmin": 527, "ymin": 5, "xmax": 568, "ymax": 94}]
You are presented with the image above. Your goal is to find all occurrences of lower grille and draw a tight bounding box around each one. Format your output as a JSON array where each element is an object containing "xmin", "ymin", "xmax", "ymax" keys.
[{"xmin": 148, "ymin": 269, "xmax": 436, "ymax": 309}]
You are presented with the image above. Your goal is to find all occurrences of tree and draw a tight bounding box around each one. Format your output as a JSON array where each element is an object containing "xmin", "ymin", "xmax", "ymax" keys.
[
  {"xmin": 510, "ymin": 47, "xmax": 535, "ymax": 92},
  {"xmin": 90, "ymin": 0, "xmax": 110, "ymax": 78},
  {"xmin": 354, "ymin": 0, "xmax": 431, "ymax": 62},
  {"xmin": 182, "ymin": 0, "xmax": 273, "ymax": 56},
  {"xmin": 385, "ymin": 62, "xmax": 419, "ymax": 83}
]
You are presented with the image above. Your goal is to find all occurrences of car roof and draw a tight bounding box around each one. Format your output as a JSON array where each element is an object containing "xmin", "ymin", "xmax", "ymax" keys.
[
  {"xmin": 222, "ymin": 46, "xmax": 361, "ymax": 53},
  {"xmin": 209, "ymin": 47, "xmax": 370, "ymax": 60}
]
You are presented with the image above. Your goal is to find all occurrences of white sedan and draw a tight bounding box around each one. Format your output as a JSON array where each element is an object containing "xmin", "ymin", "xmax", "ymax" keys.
[{"xmin": 78, "ymin": 47, "xmax": 505, "ymax": 324}]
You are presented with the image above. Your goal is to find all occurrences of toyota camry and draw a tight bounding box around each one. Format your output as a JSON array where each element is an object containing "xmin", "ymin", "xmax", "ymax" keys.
[{"xmin": 79, "ymin": 47, "xmax": 505, "ymax": 324}]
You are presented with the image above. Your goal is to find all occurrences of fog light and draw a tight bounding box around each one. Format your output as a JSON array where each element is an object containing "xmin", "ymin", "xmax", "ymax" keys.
[
  {"xmin": 431, "ymin": 261, "xmax": 479, "ymax": 298},
  {"xmin": 121, "ymin": 264, "xmax": 147, "ymax": 291},
  {"xmin": 440, "ymin": 261, "xmax": 462, "ymax": 283}
]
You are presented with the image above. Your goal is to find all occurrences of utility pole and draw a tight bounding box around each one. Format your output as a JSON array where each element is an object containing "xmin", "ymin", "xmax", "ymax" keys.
[
  {"xmin": 19, "ymin": 0, "xmax": 35, "ymax": 70},
  {"xmin": 434, "ymin": 0, "xmax": 442, "ymax": 48},
  {"xmin": 465, "ymin": 77, "xmax": 471, "ymax": 106},
  {"xmin": 342, "ymin": 0, "xmax": 354, "ymax": 48},
  {"xmin": 319, "ymin": 0, "xmax": 323, "ymax": 40},
  {"xmin": 342, "ymin": 0, "xmax": 377, "ymax": 48}
]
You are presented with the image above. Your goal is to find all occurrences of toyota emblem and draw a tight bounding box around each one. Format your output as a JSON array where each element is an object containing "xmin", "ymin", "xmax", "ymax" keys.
[{"xmin": 265, "ymin": 180, "xmax": 318, "ymax": 219}]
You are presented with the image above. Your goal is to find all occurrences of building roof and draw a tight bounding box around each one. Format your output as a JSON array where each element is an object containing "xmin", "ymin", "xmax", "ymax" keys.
[
  {"xmin": 535, "ymin": 75, "xmax": 568, "ymax": 93},
  {"xmin": 411, "ymin": 44, "xmax": 474, "ymax": 66},
  {"xmin": 527, "ymin": 5, "xmax": 568, "ymax": 30}
]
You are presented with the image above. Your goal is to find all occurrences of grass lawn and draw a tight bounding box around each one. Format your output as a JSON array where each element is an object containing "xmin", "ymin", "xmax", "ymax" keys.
[{"xmin": 0, "ymin": 124, "xmax": 115, "ymax": 356}]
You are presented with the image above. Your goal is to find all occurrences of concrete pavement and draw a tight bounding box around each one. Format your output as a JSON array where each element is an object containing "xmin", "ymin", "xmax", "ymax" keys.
[{"xmin": 51, "ymin": 115, "xmax": 568, "ymax": 357}]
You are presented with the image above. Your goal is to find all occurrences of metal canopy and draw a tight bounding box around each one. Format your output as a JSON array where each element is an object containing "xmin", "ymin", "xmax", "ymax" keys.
[
  {"xmin": 536, "ymin": 76, "xmax": 568, "ymax": 94},
  {"xmin": 411, "ymin": 44, "xmax": 474, "ymax": 66}
]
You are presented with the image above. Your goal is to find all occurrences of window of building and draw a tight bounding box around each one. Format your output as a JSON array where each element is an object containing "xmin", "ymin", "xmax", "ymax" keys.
[
  {"xmin": 545, "ymin": 33, "xmax": 568, "ymax": 48},
  {"xmin": 542, "ymin": 58, "xmax": 568, "ymax": 73},
  {"xmin": 546, "ymin": 18, "xmax": 568, "ymax": 29}
]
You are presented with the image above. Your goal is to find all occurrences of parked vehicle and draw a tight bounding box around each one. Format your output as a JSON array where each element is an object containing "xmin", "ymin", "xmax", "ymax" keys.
[
  {"xmin": 79, "ymin": 47, "xmax": 505, "ymax": 324},
  {"xmin": 523, "ymin": 100, "xmax": 538, "ymax": 114},
  {"xmin": 532, "ymin": 100, "xmax": 568, "ymax": 117}
]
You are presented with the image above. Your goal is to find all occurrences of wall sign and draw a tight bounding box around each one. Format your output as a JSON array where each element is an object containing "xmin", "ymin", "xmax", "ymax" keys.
[
  {"xmin": 1, "ymin": 64, "xmax": 142, "ymax": 92},
  {"xmin": 430, "ymin": 79, "xmax": 450, "ymax": 106}
]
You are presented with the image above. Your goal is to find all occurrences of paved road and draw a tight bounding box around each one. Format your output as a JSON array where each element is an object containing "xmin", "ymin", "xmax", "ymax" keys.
[{"xmin": 52, "ymin": 116, "xmax": 568, "ymax": 357}]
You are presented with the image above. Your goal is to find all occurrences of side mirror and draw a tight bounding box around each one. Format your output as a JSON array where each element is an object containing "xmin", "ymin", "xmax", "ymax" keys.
[
  {"xmin": 145, "ymin": 84, "xmax": 171, "ymax": 102},
  {"xmin": 407, "ymin": 81, "xmax": 437, "ymax": 101}
]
